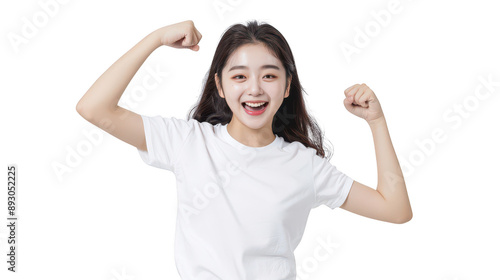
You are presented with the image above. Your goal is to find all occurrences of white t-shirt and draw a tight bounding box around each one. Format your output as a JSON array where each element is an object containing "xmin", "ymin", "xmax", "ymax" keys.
[{"xmin": 137, "ymin": 114, "xmax": 354, "ymax": 280}]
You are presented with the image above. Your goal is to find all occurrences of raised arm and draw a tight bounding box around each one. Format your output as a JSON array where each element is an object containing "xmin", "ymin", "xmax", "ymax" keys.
[
  {"xmin": 76, "ymin": 20, "xmax": 202, "ymax": 151},
  {"xmin": 339, "ymin": 84, "xmax": 412, "ymax": 224}
]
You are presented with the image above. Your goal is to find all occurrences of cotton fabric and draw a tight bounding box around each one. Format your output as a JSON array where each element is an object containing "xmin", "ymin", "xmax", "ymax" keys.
[{"xmin": 137, "ymin": 114, "xmax": 354, "ymax": 280}]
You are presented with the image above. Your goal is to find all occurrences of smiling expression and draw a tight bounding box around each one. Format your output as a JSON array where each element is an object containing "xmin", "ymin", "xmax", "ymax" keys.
[{"xmin": 215, "ymin": 43, "xmax": 291, "ymax": 139}]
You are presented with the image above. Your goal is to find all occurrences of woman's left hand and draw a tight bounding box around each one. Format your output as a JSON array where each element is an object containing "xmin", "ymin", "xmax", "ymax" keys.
[{"xmin": 343, "ymin": 83, "xmax": 385, "ymax": 125}]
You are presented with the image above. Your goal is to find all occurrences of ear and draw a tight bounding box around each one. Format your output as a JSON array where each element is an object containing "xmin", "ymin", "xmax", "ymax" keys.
[
  {"xmin": 284, "ymin": 76, "xmax": 292, "ymax": 98},
  {"xmin": 215, "ymin": 73, "xmax": 224, "ymax": 98}
]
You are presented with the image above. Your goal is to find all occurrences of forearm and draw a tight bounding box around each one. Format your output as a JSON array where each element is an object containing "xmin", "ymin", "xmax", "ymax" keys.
[
  {"xmin": 76, "ymin": 29, "xmax": 162, "ymax": 118},
  {"xmin": 369, "ymin": 116, "xmax": 413, "ymax": 221}
]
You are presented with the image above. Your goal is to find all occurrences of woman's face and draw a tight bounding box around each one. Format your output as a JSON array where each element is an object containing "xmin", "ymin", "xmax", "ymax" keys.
[{"xmin": 215, "ymin": 43, "xmax": 291, "ymax": 133}]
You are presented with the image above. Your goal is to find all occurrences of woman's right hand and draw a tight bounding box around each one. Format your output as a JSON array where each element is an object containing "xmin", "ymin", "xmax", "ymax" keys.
[{"xmin": 154, "ymin": 20, "xmax": 202, "ymax": 51}]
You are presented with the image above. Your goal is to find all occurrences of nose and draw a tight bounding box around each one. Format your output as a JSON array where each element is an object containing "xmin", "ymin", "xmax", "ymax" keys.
[{"xmin": 247, "ymin": 75, "xmax": 263, "ymax": 96}]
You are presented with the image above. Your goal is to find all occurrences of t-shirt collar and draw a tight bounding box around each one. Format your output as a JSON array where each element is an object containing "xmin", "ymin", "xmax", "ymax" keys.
[{"xmin": 219, "ymin": 123, "xmax": 280, "ymax": 151}]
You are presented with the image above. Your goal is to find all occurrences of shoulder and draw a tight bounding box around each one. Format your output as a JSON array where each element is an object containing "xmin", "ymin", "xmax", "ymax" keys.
[
  {"xmin": 143, "ymin": 115, "xmax": 221, "ymax": 142},
  {"xmin": 148, "ymin": 115, "xmax": 215, "ymax": 129},
  {"xmin": 170, "ymin": 117, "xmax": 225, "ymax": 140},
  {"xmin": 281, "ymin": 139, "xmax": 332, "ymax": 170},
  {"xmin": 280, "ymin": 138, "xmax": 320, "ymax": 160}
]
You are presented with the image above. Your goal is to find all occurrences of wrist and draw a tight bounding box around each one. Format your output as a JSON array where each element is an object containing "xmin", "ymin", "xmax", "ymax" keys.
[
  {"xmin": 367, "ymin": 115, "xmax": 386, "ymax": 128},
  {"xmin": 148, "ymin": 28, "xmax": 164, "ymax": 49}
]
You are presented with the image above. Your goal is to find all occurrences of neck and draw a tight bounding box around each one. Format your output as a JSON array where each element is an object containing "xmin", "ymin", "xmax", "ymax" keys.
[{"xmin": 227, "ymin": 120, "xmax": 275, "ymax": 147}]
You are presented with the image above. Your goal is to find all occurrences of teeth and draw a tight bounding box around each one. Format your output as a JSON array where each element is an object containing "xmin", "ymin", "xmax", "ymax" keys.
[{"xmin": 244, "ymin": 102, "xmax": 266, "ymax": 107}]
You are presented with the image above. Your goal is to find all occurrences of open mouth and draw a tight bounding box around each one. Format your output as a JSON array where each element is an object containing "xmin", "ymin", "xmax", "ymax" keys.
[{"xmin": 241, "ymin": 102, "xmax": 269, "ymax": 115}]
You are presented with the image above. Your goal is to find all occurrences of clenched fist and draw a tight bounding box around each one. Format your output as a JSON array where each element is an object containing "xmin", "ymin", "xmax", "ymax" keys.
[
  {"xmin": 343, "ymin": 83, "xmax": 385, "ymax": 125},
  {"xmin": 155, "ymin": 20, "xmax": 202, "ymax": 51}
]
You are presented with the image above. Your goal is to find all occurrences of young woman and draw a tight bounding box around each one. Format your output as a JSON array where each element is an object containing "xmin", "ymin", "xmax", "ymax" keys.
[{"xmin": 76, "ymin": 19, "xmax": 412, "ymax": 280}]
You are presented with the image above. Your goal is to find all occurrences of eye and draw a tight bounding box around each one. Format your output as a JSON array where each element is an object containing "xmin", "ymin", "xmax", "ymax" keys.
[{"xmin": 232, "ymin": 74, "xmax": 276, "ymax": 80}]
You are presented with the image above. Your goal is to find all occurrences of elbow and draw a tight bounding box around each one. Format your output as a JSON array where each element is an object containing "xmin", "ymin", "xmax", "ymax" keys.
[
  {"xmin": 76, "ymin": 101, "xmax": 85, "ymax": 117},
  {"xmin": 76, "ymin": 100, "xmax": 92, "ymax": 120},
  {"xmin": 393, "ymin": 210, "xmax": 413, "ymax": 224},
  {"xmin": 76, "ymin": 100, "xmax": 83, "ymax": 115}
]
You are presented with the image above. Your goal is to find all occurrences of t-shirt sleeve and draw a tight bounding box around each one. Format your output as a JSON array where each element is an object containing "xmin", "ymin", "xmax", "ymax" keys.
[
  {"xmin": 136, "ymin": 114, "xmax": 195, "ymax": 171},
  {"xmin": 312, "ymin": 152, "xmax": 354, "ymax": 210}
]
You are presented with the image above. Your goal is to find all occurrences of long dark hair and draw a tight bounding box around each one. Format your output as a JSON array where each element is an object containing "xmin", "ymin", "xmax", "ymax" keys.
[{"xmin": 187, "ymin": 20, "xmax": 333, "ymax": 159}]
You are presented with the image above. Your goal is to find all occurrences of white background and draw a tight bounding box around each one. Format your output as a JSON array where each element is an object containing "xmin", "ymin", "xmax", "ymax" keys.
[{"xmin": 1, "ymin": 0, "xmax": 499, "ymax": 279}]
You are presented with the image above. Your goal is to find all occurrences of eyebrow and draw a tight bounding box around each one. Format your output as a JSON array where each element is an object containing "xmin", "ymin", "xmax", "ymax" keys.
[{"xmin": 228, "ymin": 64, "xmax": 280, "ymax": 72}]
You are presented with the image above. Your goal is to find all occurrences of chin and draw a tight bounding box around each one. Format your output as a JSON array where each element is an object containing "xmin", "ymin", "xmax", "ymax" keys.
[
  {"xmin": 242, "ymin": 116, "xmax": 275, "ymax": 131},
  {"xmin": 232, "ymin": 104, "xmax": 277, "ymax": 129}
]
